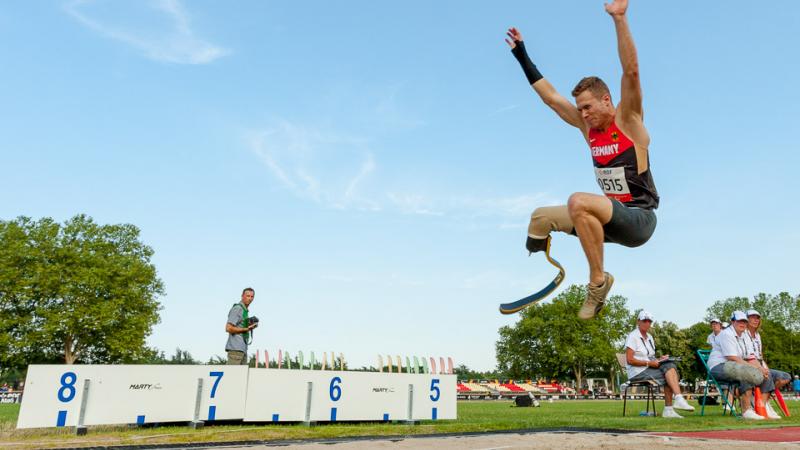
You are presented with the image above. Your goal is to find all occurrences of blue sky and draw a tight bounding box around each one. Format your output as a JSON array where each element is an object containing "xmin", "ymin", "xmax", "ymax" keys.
[{"xmin": 1, "ymin": 1, "xmax": 798, "ymax": 371}]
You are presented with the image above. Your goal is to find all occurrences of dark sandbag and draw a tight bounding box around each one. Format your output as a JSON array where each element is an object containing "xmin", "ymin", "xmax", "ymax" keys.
[{"xmin": 515, "ymin": 395, "xmax": 533, "ymax": 407}]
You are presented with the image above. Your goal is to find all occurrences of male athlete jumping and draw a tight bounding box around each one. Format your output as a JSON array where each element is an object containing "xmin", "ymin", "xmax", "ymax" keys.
[{"xmin": 506, "ymin": 0, "xmax": 658, "ymax": 319}]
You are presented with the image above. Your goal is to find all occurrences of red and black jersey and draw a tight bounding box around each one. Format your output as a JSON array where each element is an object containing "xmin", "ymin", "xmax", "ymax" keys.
[{"xmin": 588, "ymin": 121, "xmax": 659, "ymax": 210}]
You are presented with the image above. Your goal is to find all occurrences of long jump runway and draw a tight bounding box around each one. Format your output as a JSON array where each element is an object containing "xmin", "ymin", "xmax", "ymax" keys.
[{"xmin": 209, "ymin": 428, "xmax": 800, "ymax": 450}]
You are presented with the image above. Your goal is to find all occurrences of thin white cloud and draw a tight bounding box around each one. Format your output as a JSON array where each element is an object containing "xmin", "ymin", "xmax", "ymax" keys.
[
  {"xmin": 64, "ymin": 0, "xmax": 228, "ymax": 64},
  {"xmin": 247, "ymin": 121, "xmax": 379, "ymax": 211},
  {"xmin": 248, "ymin": 120, "xmax": 555, "ymax": 221},
  {"xmin": 384, "ymin": 192, "xmax": 556, "ymax": 219},
  {"xmin": 386, "ymin": 193, "xmax": 445, "ymax": 216},
  {"xmin": 488, "ymin": 104, "xmax": 519, "ymax": 117},
  {"xmin": 343, "ymin": 154, "xmax": 376, "ymax": 202},
  {"xmin": 453, "ymin": 194, "xmax": 556, "ymax": 218},
  {"xmin": 372, "ymin": 83, "xmax": 427, "ymax": 130}
]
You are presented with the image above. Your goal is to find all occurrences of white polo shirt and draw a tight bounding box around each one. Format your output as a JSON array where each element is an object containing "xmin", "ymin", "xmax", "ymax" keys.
[
  {"xmin": 707, "ymin": 332, "xmax": 721, "ymax": 348},
  {"xmin": 743, "ymin": 329, "xmax": 762, "ymax": 361},
  {"xmin": 625, "ymin": 328, "xmax": 655, "ymax": 379},
  {"xmin": 707, "ymin": 326, "xmax": 747, "ymax": 369}
]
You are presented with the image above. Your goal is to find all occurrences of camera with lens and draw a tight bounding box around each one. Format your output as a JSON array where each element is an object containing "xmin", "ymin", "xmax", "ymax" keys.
[{"xmin": 248, "ymin": 316, "xmax": 259, "ymax": 326}]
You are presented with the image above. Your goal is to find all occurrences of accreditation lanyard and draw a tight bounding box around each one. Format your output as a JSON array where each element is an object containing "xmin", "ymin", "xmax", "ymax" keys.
[
  {"xmin": 736, "ymin": 334, "xmax": 748, "ymax": 358},
  {"xmin": 747, "ymin": 331, "xmax": 762, "ymax": 360},
  {"xmin": 753, "ymin": 332, "xmax": 762, "ymax": 359},
  {"xmin": 640, "ymin": 336, "xmax": 655, "ymax": 359}
]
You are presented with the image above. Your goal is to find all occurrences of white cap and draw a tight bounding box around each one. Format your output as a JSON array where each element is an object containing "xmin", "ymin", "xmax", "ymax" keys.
[
  {"xmin": 709, "ymin": 317, "xmax": 721, "ymax": 324},
  {"xmin": 731, "ymin": 310, "xmax": 748, "ymax": 322},
  {"xmin": 746, "ymin": 309, "xmax": 761, "ymax": 317},
  {"xmin": 638, "ymin": 311, "xmax": 654, "ymax": 321}
]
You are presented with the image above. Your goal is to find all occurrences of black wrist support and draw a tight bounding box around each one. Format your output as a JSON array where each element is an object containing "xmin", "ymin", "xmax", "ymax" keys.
[{"xmin": 511, "ymin": 41, "xmax": 543, "ymax": 85}]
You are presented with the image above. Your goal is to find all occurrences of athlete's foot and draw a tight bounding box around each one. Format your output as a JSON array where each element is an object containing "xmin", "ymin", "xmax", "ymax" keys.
[{"xmin": 578, "ymin": 272, "xmax": 614, "ymax": 320}]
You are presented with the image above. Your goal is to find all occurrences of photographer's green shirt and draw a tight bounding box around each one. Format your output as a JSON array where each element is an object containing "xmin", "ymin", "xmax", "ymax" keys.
[{"xmin": 225, "ymin": 303, "xmax": 248, "ymax": 352}]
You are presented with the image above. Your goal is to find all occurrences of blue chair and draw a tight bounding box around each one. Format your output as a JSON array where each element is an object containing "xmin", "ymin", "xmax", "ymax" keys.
[{"xmin": 697, "ymin": 349, "xmax": 739, "ymax": 417}]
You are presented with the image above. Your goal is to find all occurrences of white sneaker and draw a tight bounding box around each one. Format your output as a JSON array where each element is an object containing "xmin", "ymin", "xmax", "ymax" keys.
[
  {"xmin": 766, "ymin": 403, "xmax": 782, "ymax": 420},
  {"xmin": 742, "ymin": 409, "xmax": 765, "ymax": 420},
  {"xmin": 662, "ymin": 407, "xmax": 683, "ymax": 419},
  {"xmin": 673, "ymin": 395, "xmax": 695, "ymax": 412}
]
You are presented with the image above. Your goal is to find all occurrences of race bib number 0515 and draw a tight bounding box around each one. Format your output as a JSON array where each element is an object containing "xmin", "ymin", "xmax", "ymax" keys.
[{"xmin": 595, "ymin": 167, "xmax": 632, "ymax": 202}]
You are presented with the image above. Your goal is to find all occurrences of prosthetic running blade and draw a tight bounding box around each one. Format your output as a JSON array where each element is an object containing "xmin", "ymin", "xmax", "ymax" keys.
[{"xmin": 499, "ymin": 237, "xmax": 565, "ymax": 315}]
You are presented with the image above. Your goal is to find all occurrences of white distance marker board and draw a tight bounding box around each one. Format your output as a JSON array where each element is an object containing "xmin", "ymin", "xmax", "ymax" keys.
[
  {"xmin": 244, "ymin": 370, "xmax": 455, "ymax": 422},
  {"xmin": 17, "ymin": 365, "xmax": 455, "ymax": 428},
  {"xmin": 17, "ymin": 365, "xmax": 247, "ymax": 429}
]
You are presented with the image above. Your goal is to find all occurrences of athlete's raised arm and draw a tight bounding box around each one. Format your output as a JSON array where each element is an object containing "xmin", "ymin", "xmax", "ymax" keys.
[
  {"xmin": 606, "ymin": 0, "xmax": 643, "ymax": 124},
  {"xmin": 506, "ymin": 27, "xmax": 586, "ymax": 132}
]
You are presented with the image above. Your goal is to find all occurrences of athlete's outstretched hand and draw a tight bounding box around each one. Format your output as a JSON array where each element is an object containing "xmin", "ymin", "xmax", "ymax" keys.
[
  {"xmin": 604, "ymin": 0, "xmax": 628, "ymax": 17},
  {"xmin": 505, "ymin": 27, "xmax": 523, "ymax": 49}
]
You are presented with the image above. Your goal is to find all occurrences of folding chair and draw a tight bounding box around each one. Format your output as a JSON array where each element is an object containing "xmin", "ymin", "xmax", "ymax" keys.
[
  {"xmin": 696, "ymin": 349, "xmax": 739, "ymax": 417},
  {"xmin": 616, "ymin": 353, "xmax": 657, "ymax": 417}
]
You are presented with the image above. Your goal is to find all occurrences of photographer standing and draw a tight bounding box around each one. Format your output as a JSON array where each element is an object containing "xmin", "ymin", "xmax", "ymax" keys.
[{"xmin": 225, "ymin": 287, "xmax": 258, "ymax": 365}]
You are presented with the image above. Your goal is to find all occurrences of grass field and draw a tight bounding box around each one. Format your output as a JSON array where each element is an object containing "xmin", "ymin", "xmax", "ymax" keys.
[{"xmin": 2, "ymin": 398, "xmax": 799, "ymax": 449}]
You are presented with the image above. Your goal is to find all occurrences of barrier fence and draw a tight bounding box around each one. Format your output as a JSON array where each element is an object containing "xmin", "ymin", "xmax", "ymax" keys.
[{"xmin": 16, "ymin": 364, "xmax": 456, "ymax": 430}]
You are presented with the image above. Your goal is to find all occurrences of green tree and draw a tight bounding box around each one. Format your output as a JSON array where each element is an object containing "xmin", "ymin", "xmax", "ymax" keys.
[
  {"xmin": 704, "ymin": 293, "xmax": 800, "ymax": 375},
  {"xmin": 703, "ymin": 292, "xmax": 799, "ymax": 325},
  {"xmin": 759, "ymin": 320, "xmax": 799, "ymax": 374},
  {"xmin": 682, "ymin": 321, "xmax": 712, "ymax": 380},
  {"xmin": 0, "ymin": 215, "xmax": 164, "ymax": 367},
  {"xmin": 495, "ymin": 284, "xmax": 630, "ymax": 388},
  {"xmin": 137, "ymin": 346, "xmax": 168, "ymax": 364},
  {"xmin": 684, "ymin": 321, "xmax": 711, "ymax": 351},
  {"xmin": 0, "ymin": 217, "xmax": 55, "ymax": 367},
  {"xmin": 207, "ymin": 355, "xmax": 228, "ymax": 365},
  {"xmin": 453, "ymin": 364, "xmax": 504, "ymax": 380},
  {"xmin": 705, "ymin": 296, "xmax": 753, "ymax": 323},
  {"xmin": 765, "ymin": 292, "xmax": 800, "ymax": 332},
  {"xmin": 168, "ymin": 348, "xmax": 198, "ymax": 365}
]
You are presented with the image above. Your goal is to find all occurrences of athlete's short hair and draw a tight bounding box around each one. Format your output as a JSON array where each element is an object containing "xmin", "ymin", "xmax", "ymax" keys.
[
  {"xmin": 242, "ymin": 287, "xmax": 255, "ymax": 296},
  {"xmin": 571, "ymin": 76, "xmax": 610, "ymax": 99}
]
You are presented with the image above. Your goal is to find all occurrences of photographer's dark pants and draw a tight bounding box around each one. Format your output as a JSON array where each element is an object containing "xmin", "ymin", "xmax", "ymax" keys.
[{"xmin": 227, "ymin": 350, "xmax": 247, "ymax": 365}]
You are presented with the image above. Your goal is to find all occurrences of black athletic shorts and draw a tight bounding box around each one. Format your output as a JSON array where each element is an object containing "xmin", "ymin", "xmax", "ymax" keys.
[{"xmin": 602, "ymin": 200, "xmax": 657, "ymax": 247}]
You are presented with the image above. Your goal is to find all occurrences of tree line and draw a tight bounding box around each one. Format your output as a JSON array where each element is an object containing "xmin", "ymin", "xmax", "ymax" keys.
[
  {"xmin": 494, "ymin": 285, "xmax": 800, "ymax": 388},
  {"xmin": 3, "ymin": 215, "xmax": 798, "ymax": 390}
]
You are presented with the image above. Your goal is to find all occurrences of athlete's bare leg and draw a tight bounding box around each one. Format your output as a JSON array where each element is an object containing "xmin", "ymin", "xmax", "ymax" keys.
[{"xmin": 567, "ymin": 192, "xmax": 613, "ymax": 285}]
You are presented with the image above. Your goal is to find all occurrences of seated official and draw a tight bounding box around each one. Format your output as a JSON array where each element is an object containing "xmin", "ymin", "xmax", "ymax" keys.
[
  {"xmin": 707, "ymin": 317, "xmax": 722, "ymax": 348},
  {"xmin": 745, "ymin": 309, "xmax": 790, "ymax": 419},
  {"xmin": 707, "ymin": 310, "xmax": 771, "ymax": 420},
  {"xmin": 625, "ymin": 311, "xmax": 695, "ymax": 418}
]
